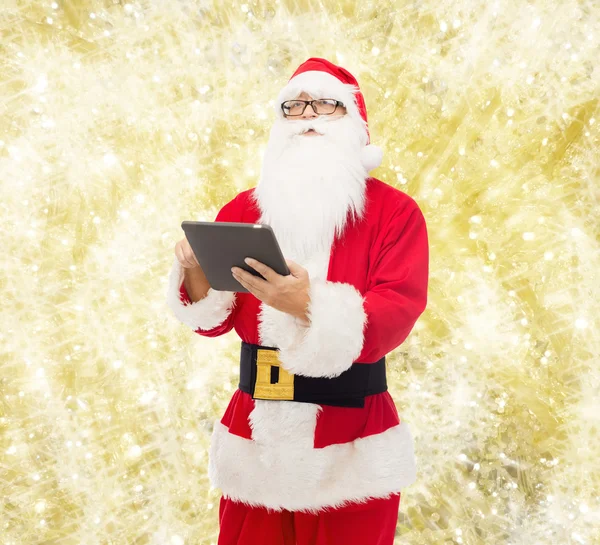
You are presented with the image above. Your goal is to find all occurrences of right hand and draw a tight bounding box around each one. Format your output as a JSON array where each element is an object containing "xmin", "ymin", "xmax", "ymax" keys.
[{"xmin": 175, "ymin": 237, "xmax": 201, "ymax": 269}]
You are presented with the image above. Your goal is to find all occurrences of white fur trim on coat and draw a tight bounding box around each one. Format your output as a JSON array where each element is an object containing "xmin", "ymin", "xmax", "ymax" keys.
[
  {"xmin": 166, "ymin": 257, "xmax": 236, "ymax": 331},
  {"xmin": 208, "ymin": 419, "xmax": 417, "ymax": 513},
  {"xmin": 275, "ymin": 280, "xmax": 368, "ymax": 378}
]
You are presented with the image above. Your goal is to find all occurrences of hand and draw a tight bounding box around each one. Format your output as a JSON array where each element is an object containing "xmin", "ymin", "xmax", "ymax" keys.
[
  {"xmin": 232, "ymin": 258, "xmax": 311, "ymax": 323},
  {"xmin": 175, "ymin": 237, "xmax": 202, "ymax": 269}
]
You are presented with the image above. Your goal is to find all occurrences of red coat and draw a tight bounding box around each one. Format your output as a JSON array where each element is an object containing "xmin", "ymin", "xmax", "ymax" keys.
[{"xmin": 167, "ymin": 177, "xmax": 429, "ymax": 512}]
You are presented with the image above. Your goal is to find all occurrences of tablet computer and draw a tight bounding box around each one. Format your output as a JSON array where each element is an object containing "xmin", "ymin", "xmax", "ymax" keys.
[{"xmin": 181, "ymin": 221, "xmax": 290, "ymax": 293}]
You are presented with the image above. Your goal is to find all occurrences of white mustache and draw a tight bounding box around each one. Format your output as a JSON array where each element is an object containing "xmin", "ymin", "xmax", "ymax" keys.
[{"xmin": 283, "ymin": 118, "xmax": 337, "ymax": 136}]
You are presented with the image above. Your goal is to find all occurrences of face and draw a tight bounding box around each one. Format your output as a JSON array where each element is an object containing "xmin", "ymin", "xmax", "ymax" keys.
[
  {"xmin": 286, "ymin": 91, "xmax": 347, "ymax": 136},
  {"xmin": 256, "ymin": 90, "xmax": 368, "ymax": 256}
]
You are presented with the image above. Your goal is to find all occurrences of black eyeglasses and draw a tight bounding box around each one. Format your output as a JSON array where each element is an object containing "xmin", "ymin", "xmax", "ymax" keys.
[{"xmin": 281, "ymin": 99, "xmax": 345, "ymax": 117}]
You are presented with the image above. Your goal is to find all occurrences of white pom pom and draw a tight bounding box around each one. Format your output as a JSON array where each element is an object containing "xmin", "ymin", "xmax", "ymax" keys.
[{"xmin": 361, "ymin": 144, "xmax": 383, "ymax": 172}]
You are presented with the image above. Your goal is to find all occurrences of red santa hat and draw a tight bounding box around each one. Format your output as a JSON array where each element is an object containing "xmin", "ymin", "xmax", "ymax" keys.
[{"xmin": 276, "ymin": 57, "xmax": 384, "ymax": 172}]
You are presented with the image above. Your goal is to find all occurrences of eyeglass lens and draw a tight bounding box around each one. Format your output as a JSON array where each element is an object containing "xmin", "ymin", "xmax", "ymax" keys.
[{"xmin": 283, "ymin": 99, "xmax": 338, "ymax": 116}]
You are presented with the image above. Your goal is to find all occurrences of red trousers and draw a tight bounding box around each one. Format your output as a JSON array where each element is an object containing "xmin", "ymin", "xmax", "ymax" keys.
[{"xmin": 217, "ymin": 493, "xmax": 401, "ymax": 545}]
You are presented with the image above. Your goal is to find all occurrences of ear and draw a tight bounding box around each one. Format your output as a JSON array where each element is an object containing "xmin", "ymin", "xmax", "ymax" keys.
[{"xmin": 361, "ymin": 144, "xmax": 383, "ymax": 172}]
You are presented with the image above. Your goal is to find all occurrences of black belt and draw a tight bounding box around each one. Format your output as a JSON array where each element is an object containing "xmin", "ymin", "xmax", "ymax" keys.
[{"xmin": 238, "ymin": 342, "xmax": 387, "ymax": 408}]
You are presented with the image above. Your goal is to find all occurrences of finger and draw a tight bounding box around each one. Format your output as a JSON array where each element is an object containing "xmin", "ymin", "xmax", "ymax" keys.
[
  {"xmin": 176, "ymin": 242, "xmax": 196, "ymax": 268},
  {"xmin": 233, "ymin": 267, "xmax": 269, "ymax": 296},
  {"xmin": 234, "ymin": 267, "xmax": 268, "ymax": 293},
  {"xmin": 244, "ymin": 258, "xmax": 278, "ymax": 283},
  {"xmin": 232, "ymin": 270, "xmax": 263, "ymax": 299},
  {"xmin": 183, "ymin": 245, "xmax": 199, "ymax": 267}
]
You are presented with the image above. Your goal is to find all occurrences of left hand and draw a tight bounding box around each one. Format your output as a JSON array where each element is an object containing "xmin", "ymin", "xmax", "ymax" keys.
[{"xmin": 231, "ymin": 258, "xmax": 311, "ymax": 324}]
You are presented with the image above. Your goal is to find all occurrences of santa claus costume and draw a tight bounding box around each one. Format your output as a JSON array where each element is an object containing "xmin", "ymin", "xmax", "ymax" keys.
[{"xmin": 167, "ymin": 58, "xmax": 429, "ymax": 545}]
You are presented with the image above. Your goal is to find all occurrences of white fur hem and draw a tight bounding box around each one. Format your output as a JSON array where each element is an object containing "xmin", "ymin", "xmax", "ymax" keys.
[
  {"xmin": 277, "ymin": 280, "xmax": 367, "ymax": 378},
  {"xmin": 166, "ymin": 257, "xmax": 236, "ymax": 331},
  {"xmin": 208, "ymin": 420, "xmax": 416, "ymax": 512}
]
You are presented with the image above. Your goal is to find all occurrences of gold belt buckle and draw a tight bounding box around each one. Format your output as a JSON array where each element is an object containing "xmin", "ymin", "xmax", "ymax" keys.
[{"xmin": 254, "ymin": 348, "xmax": 295, "ymax": 401}]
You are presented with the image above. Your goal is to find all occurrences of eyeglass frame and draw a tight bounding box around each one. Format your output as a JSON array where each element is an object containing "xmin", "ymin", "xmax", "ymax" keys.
[{"xmin": 281, "ymin": 98, "xmax": 345, "ymax": 117}]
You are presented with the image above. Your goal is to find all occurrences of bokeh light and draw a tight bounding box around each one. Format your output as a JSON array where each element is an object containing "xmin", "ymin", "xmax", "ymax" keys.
[{"xmin": 1, "ymin": 0, "xmax": 599, "ymax": 543}]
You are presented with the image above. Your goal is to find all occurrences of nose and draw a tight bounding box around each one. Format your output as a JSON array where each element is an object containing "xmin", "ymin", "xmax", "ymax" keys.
[{"xmin": 301, "ymin": 104, "xmax": 318, "ymax": 119}]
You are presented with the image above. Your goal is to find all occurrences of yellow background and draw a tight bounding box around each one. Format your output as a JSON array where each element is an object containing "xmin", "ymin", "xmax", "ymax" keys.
[{"xmin": 1, "ymin": 0, "xmax": 598, "ymax": 543}]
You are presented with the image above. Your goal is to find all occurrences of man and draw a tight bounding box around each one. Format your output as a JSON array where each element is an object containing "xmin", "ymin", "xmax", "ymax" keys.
[{"xmin": 167, "ymin": 58, "xmax": 429, "ymax": 545}]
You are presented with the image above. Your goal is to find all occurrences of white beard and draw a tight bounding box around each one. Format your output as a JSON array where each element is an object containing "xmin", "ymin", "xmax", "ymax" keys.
[
  {"xmin": 254, "ymin": 114, "xmax": 369, "ymax": 259},
  {"xmin": 250, "ymin": 115, "xmax": 370, "ymax": 464}
]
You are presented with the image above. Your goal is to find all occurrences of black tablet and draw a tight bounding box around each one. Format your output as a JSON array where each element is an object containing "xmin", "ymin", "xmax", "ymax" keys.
[{"xmin": 181, "ymin": 221, "xmax": 290, "ymax": 293}]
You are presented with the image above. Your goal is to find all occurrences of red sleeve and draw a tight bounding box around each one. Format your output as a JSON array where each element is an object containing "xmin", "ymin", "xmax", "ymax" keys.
[
  {"xmin": 179, "ymin": 194, "xmax": 245, "ymax": 338},
  {"xmin": 358, "ymin": 205, "xmax": 429, "ymax": 362}
]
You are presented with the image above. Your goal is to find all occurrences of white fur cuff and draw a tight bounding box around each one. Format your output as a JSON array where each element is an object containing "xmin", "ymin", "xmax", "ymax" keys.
[
  {"xmin": 277, "ymin": 280, "xmax": 367, "ymax": 378},
  {"xmin": 166, "ymin": 257, "xmax": 236, "ymax": 331}
]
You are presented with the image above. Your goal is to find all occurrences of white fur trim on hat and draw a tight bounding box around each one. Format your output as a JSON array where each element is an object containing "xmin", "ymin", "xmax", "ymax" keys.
[{"xmin": 361, "ymin": 143, "xmax": 383, "ymax": 172}]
